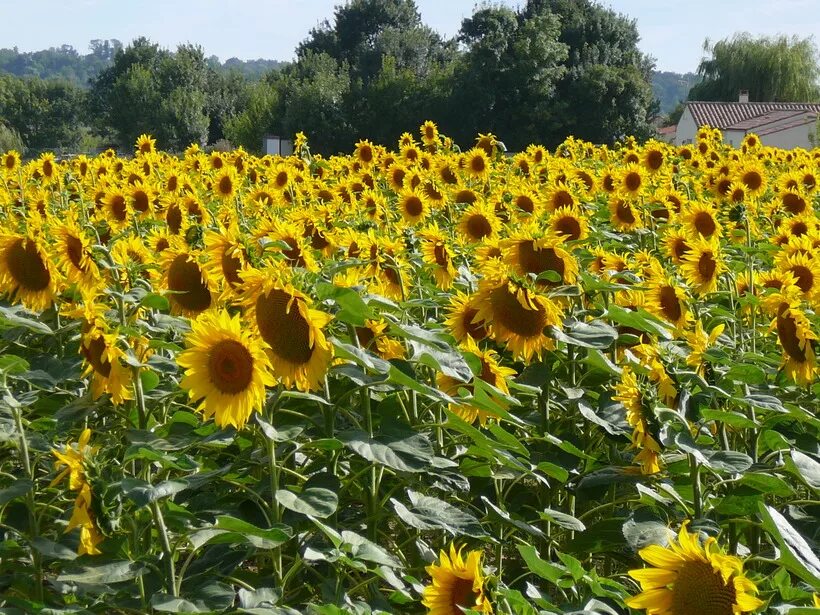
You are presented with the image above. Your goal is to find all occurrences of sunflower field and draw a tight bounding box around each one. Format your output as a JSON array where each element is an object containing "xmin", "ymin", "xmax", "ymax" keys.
[{"xmin": 0, "ymin": 124, "xmax": 819, "ymax": 615}]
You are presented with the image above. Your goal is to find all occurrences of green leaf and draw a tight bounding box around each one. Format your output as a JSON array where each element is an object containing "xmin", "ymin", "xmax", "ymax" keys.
[
  {"xmin": 622, "ymin": 517, "xmax": 673, "ymax": 551},
  {"xmin": 789, "ymin": 450, "xmax": 820, "ymax": 492},
  {"xmin": 517, "ymin": 544, "xmax": 569, "ymax": 585},
  {"xmin": 759, "ymin": 504, "xmax": 820, "ymax": 586},
  {"xmin": 120, "ymin": 478, "xmax": 187, "ymax": 508},
  {"xmin": 739, "ymin": 473, "xmax": 794, "ymax": 497},
  {"xmin": 338, "ymin": 427, "xmax": 432, "ymax": 473},
  {"xmin": 213, "ymin": 516, "xmax": 292, "ymax": 550},
  {"xmin": 340, "ymin": 530, "xmax": 402, "ymax": 568},
  {"xmin": 550, "ymin": 319, "xmax": 618, "ymax": 349},
  {"xmin": 392, "ymin": 490, "xmax": 486, "ymax": 537},
  {"xmin": 0, "ymin": 355, "xmax": 30, "ymax": 374},
  {"xmin": 316, "ymin": 282, "xmax": 372, "ymax": 326},
  {"xmin": 0, "ymin": 305, "xmax": 53, "ymax": 334},
  {"xmin": 539, "ymin": 508, "xmax": 586, "ymax": 532},
  {"xmin": 276, "ymin": 488, "xmax": 338, "ymax": 519},
  {"xmin": 140, "ymin": 370, "xmax": 160, "ymax": 393},
  {"xmin": 57, "ymin": 560, "xmax": 146, "ymax": 584},
  {"xmin": 722, "ymin": 363, "xmax": 766, "ymax": 385},
  {"xmin": 700, "ymin": 409, "xmax": 759, "ymax": 429},
  {"xmin": 31, "ymin": 537, "xmax": 77, "ymax": 561},
  {"xmin": 140, "ymin": 293, "xmax": 170, "ymax": 311},
  {"xmin": 604, "ymin": 305, "xmax": 672, "ymax": 340},
  {"xmin": 0, "ymin": 479, "xmax": 32, "ymax": 505}
]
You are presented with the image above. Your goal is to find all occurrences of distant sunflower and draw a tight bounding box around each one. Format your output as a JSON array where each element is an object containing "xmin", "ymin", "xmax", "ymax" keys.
[
  {"xmin": 354, "ymin": 140, "xmax": 376, "ymax": 166},
  {"xmin": 613, "ymin": 366, "xmax": 662, "ymax": 475},
  {"xmin": 419, "ymin": 224, "xmax": 457, "ymax": 290},
  {"xmin": 422, "ymin": 544, "xmax": 493, "ymax": 615},
  {"xmin": 681, "ymin": 202, "xmax": 722, "ymax": 240},
  {"xmin": 763, "ymin": 289, "xmax": 817, "ymax": 385},
  {"xmin": 645, "ymin": 275, "xmax": 690, "ymax": 330},
  {"xmin": 135, "ymin": 134, "xmax": 156, "ymax": 155},
  {"xmin": 463, "ymin": 148, "xmax": 490, "ymax": 182},
  {"xmin": 243, "ymin": 270, "xmax": 333, "ymax": 391},
  {"xmin": 204, "ymin": 225, "xmax": 249, "ymax": 295},
  {"xmin": 626, "ymin": 522, "xmax": 764, "ymax": 615},
  {"xmin": 444, "ymin": 292, "xmax": 488, "ymax": 343},
  {"xmin": 213, "ymin": 169, "xmax": 238, "ymax": 201},
  {"xmin": 397, "ymin": 188, "xmax": 430, "ymax": 225},
  {"xmin": 548, "ymin": 206, "xmax": 589, "ymax": 242},
  {"xmin": 160, "ymin": 246, "xmax": 213, "ymax": 316},
  {"xmin": 420, "ymin": 120, "xmax": 439, "ymax": 146},
  {"xmin": 681, "ymin": 238, "xmax": 725, "ymax": 295},
  {"xmin": 734, "ymin": 161, "xmax": 767, "ymax": 197},
  {"xmin": 0, "ymin": 232, "xmax": 58, "ymax": 311},
  {"xmin": 776, "ymin": 252, "xmax": 820, "ymax": 300},
  {"xmin": 609, "ymin": 197, "xmax": 643, "ymax": 232},
  {"xmin": 79, "ymin": 327, "xmax": 133, "ymax": 405},
  {"xmin": 618, "ymin": 164, "xmax": 646, "ymax": 197},
  {"xmin": 178, "ymin": 310, "xmax": 274, "ymax": 429},
  {"xmin": 505, "ymin": 233, "xmax": 578, "ymax": 287},
  {"xmin": 457, "ymin": 200, "xmax": 501, "ymax": 242},
  {"xmin": 473, "ymin": 264, "xmax": 562, "ymax": 361},
  {"xmin": 355, "ymin": 319, "xmax": 405, "ymax": 360},
  {"xmin": 663, "ymin": 229, "xmax": 691, "ymax": 265},
  {"xmin": 53, "ymin": 219, "xmax": 100, "ymax": 293}
]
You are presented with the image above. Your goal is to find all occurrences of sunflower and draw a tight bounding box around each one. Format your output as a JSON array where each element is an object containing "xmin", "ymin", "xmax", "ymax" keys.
[
  {"xmin": 608, "ymin": 196, "xmax": 642, "ymax": 232},
  {"xmin": 617, "ymin": 163, "xmax": 646, "ymax": 197},
  {"xmin": 160, "ymin": 246, "xmax": 214, "ymax": 316},
  {"xmin": 419, "ymin": 224, "xmax": 458, "ymax": 290},
  {"xmin": 437, "ymin": 338, "xmax": 515, "ymax": 425},
  {"xmin": 204, "ymin": 225, "xmax": 249, "ymax": 297},
  {"xmin": 626, "ymin": 522, "xmax": 764, "ymax": 615},
  {"xmin": 212, "ymin": 169, "xmax": 239, "ymax": 201},
  {"xmin": 733, "ymin": 161, "xmax": 767, "ymax": 197},
  {"xmin": 135, "ymin": 134, "xmax": 156, "ymax": 155},
  {"xmin": 354, "ymin": 140, "xmax": 376, "ymax": 166},
  {"xmin": 544, "ymin": 182, "xmax": 577, "ymax": 213},
  {"xmin": 457, "ymin": 200, "xmax": 501, "ymax": 242},
  {"xmin": 684, "ymin": 320, "xmax": 725, "ymax": 377},
  {"xmin": 422, "ymin": 544, "xmax": 493, "ymax": 615},
  {"xmin": 397, "ymin": 188, "xmax": 430, "ymax": 225},
  {"xmin": 445, "ymin": 292, "xmax": 488, "ymax": 344},
  {"xmin": 548, "ymin": 206, "xmax": 589, "ymax": 242},
  {"xmin": 37, "ymin": 152, "xmax": 59, "ymax": 185},
  {"xmin": 642, "ymin": 142, "xmax": 666, "ymax": 173},
  {"xmin": 0, "ymin": 231, "xmax": 59, "ymax": 311},
  {"xmin": 53, "ymin": 218, "xmax": 101, "ymax": 294},
  {"xmin": 462, "ymin": 147, "xmax": 491, "ymax": 182},
  {"xmin": 473, "ymin": 263, "xmax": 562, "ymax": 361},
  {"xmin": 505, "ymin": 232, "xmax": 578, "ymax": 287},
  {"xmin": 420, "ymin": 120, "xmax": 440, "ymax": 146},
  {"xmin": 763, "ymin": 289, "xmax": 817, "ymax": 385},
  {"xmin": 775, "ymin": 251, "xmax": 820, "ymax": 300},
  {"xmin": 261, "ymin": 219, "xmax": 318, "ymax": 271},
  {"xmin": 128, "ymin": 181, "xmax": 156, "ymax": 217},
  {"xmin": 80, "ymin": 327, "xmax": 133, "ymax": 405},
  {"xmin": 680, "ymin": 238, "xmax": 725, "ymax": 295},
  {"xmin": 681, "ymin": 202, "xmax": 722, "ymax": 241},
  {"xmin": 242, "ymin": 270, "xmax": 333, "ymax": 391},
  {"xmin": 2, "ymin": 150, "xmax": 20, "ymax": 174},
  {"xmin": 355, "ymin": 319, "xmax": 405, "ymax": 360},
  {"xmin": 101, "ymin": 186, "xmax": 129, "ymax": 230},
  {"xmin": 778, "ymin": 188, "xmax": 808, "ymax": 215},
  {"xmin": 177, "ymin": 310, "xmax": 274, "ymax": 429},
  {"xmin": 645, "ymin": 275, "xmax": 690, "ymax": 330},
  {"xmin": 613, "ymin": 366, "xmax": 662, "ymax": 475},
  {"xmin": 662, "ymin": 229, "xmax": 691, "ymax": 265}
]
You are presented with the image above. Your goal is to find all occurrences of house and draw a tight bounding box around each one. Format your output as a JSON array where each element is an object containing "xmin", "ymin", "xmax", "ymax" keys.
[
  {"xmin": 657, "ymin": 124, "xmax": 677, "ymax": 144},
  {"xmin": 675, "ymin": 93, "xmax": 820, "ymax": 149}
]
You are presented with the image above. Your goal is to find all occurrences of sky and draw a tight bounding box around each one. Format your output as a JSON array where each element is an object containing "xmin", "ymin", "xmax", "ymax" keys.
[{"xmin": 1, "ymin": 0, "xmax": 819, "ymax": 74}]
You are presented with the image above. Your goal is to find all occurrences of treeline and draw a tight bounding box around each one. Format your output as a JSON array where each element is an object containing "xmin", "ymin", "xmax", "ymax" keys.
[{"xmin": 1, "ymin": 0, "xmax": 660, "ymax": 155}]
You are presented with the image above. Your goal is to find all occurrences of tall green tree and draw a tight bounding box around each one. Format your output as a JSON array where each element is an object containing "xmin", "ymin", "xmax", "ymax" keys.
[
  {"xmin": 688, "ymin": 33, "xmax": 820, "ymax": 102},
  {"xmin": 524, "ymin": 0, "xmax": 657, "ymax": 144},
  {"xmin": 0, "ymin": 74, "xmax": 88, "ymax": 151}
]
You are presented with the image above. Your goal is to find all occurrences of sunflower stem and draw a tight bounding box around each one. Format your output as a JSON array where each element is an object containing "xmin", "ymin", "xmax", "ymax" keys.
[
  {"xmin": 689, "ymin": 454, "xmax": 702, "ymax": 520},
  {"xmin": 150, "ymin": 499, "xmax": 177, "ymax": 596}
]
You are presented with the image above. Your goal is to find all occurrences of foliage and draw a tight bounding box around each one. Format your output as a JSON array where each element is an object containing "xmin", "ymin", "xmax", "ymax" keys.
[
  {"xmin": 0, "ymin": 123, "xmax": 24, "ymax": 154},
  {"xmin": 651, "ymin": 70, "xmax": 700, "ymax": 114},
  {"xmin": 689, "ymin": 33, "xmax": 820, "ymax": 102},
  {"xmin": 0, "ymin": 74, "xmax": 88, "ymax": 152},
  {"xmin": 0, "ymin": 124, "xmax": 819, "ymax": 613}
]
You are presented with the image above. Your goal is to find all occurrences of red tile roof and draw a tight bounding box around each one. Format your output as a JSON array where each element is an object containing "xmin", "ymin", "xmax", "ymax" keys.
[
  {"xmin": 686, "ymin": 102, "xmax": 820, "ymax": 129},
  {"xmin": 726, "ymin": 110, "xmax": 805, "ymax": 130}
]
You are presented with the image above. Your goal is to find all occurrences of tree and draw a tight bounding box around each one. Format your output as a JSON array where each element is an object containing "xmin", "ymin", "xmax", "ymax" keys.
[
  {"xmin": 223, "ymin": 80, "xmax": 282, "ymax": 151},
  {"xmin": 689, "ymin": 33, "xmax": 820, "ymax": 102},
  {"xmin": 524, "ymin": 0, "xmax": 658, "ymax": 144},
  {"xmin": 443, "ymin": 5, "xmax": 568, "ymax": 149}
]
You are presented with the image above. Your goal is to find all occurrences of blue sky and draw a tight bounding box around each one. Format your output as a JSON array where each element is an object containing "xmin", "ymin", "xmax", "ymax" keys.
[{"xmin": 1, "ymin": 0, "xmax": 818, "ymax": 73}]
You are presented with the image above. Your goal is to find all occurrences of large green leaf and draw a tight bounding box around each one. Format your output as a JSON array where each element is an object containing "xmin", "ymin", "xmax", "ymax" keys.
[
  {"xmin": 57, "ymin": 561, "xmax": 146, "ymax": 584},
  {"xmin": 276, "ymin": 487, "xmax": 338, "ymax": 518},
  {"xmin": 338, "ymin": 427, "xmax": 433, "ymax": 473},
  {"xmin": 391, "ymin": 490, "xmax": 486, "ymax": 537},
  {"xmin": 759, "ymin": 504, "xmax": 820, "ymax": 586}
]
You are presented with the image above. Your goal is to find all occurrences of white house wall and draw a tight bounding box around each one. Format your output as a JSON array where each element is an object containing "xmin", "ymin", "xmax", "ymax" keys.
[
  {"xmin": 675, "ymin": 108, "xmax": 697, "ymax": 145},
  {"xmin": 760, "ymin": 123, "xmax": 815, "ymax": 149}
]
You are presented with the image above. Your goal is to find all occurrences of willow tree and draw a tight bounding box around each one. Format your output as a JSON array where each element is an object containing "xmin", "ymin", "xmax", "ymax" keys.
[{"xmin": 689, "ymin": 33, "xmax": 820, "ymax": 102}]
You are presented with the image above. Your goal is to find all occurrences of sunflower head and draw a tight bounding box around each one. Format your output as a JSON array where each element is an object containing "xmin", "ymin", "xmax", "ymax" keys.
[{"xmin": 422, "ymin": 543, "xmax": 493, "ymax": 615}]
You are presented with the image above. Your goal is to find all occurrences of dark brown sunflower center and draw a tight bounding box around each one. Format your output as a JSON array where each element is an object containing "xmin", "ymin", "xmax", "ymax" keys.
[
  {"xmin": 659, "ymin": 285, "xmax": 683, "ymax": 322},
  {"xmin": 777, "ymin": 306, "xmax": 808, "ymax": 362},
  {"xmin": 517, "ymin": 241, "xmax": 565, "ymax": 285},
  {"xmin": 489, "ymin": 284, "xmax": 547, "ymax": 337},
  {"xmin": 554, "ymin": 215, "xmax": 582, "ymax": 240},
  {"xmin": 742, "ymin": 171, "xmax": 762, "ymax": 191},
  {"xmin": 791, "ymin": 222, "xmax": 808, "ymax": 237},
  {"xmin": 449, "ymin": 576, "xmax": 479, "ymax": 614},
  {"xmin": 461, "ymin": 306, "xmax": 487, "ymax": 340},
  {"xmin": 208, "ymin": 339, "xmax": 254, "ymax": 394},
  {"xmin": 694, "ymin": 211, "xmax": 717, "ymax": 237},
  {"xmin": 615, "ymin": 200, "xmax": 636, "ymax": 225},
  {"xmin": 218, "ymin": 175, "xmax": 233, "ymax": 196},
  {"xmin": 789, "ymin": 265, "xmax": 814, "ymax": 293},
  {"xmin": 403, "ymin": 196, "xmax": 423, "ymax": 218},
  {"xmin": 551, "ymin": 190, "xmax": 574, "ymax": 210},
  {"xmin": 515, "ymin": 195, "xmax": 535, "ymax": 213},
  {"xmin": 470, "ymin": 155, "xmax": 486, "ymax": 174},
  {"xmin": 82, "ymin": 335, "xmax": 112, "ymax": 378},
  {"xmin": 624, "ymin": 172, "xmax": 641, "ymax": 192},
  {"xmin": 109, "ymin": 195, "xmax": 127, "ymax": 221},
  {"xmin": 782, "ymin": 192, "xmax": 806, "ymax": 214},
  {"xmin": 65, "ymin": 234, "xmax": 87, "ymax": 272},
  {"xmin": 697, "ymin": 251, "xmax": 717, "ymax": 282},
  {"xmin": 6, "ymin": 238, "xmax": 50, "ymax": 291},
  {"xmin": 671, "ymin": 560, "xmax": 736, "ymax": 615},
  {"xmin": 256, "ymin": 289, "xmax": 313, "ymax": 365},
  {"xmin": 167, "ymin": 254, "xmax": 211, "ymax": 313},
  {"xmin": 133, "ymin": 190, "xmax": 149, "ymax": 213},
  {"xmin": 221, "ymin": 249, "xmax": 243, "ymax": 287},
  {"xmin": 281, "ymin": 237, "xmax": 307, "ymax": 267},
  {"xmin": 645, "ymin": 150, "xmax": 663, "ymax": 170},
  {"xmin": 433, "ymin": 243, "xmax": 449, "ymax": 268},
  {"xmin": 359, "ymin": 145, "xmax": 373, "ymax": 163},
  {"xmin": 466, "ymin": 214, "xmax": 492, "ymax": 240}
]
